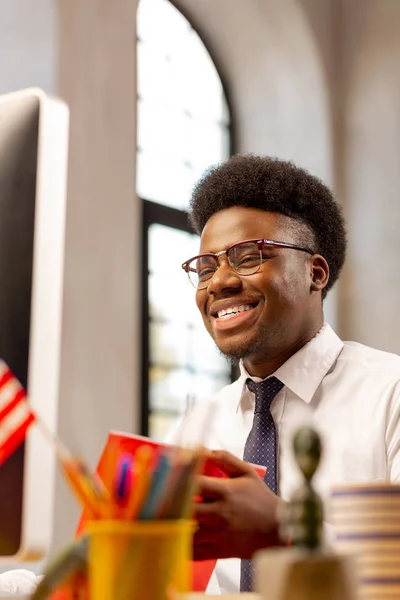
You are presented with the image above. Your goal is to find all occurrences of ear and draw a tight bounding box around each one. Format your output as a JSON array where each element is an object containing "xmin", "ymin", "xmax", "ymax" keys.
[{"xmin": 310, "ymin": 255, "xmax": 329, "ymax": 293}]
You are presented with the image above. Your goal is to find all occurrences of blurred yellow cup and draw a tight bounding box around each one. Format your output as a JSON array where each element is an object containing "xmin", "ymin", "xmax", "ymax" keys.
[{"xmin": 87, "ymin": 519, "xmax": 193, "ymax": 600}]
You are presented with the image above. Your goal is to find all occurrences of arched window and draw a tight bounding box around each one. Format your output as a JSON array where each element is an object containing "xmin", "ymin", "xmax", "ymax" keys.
[{"xmin": 137, "ymin": 0, "xmax": 232, "ymax": 440}]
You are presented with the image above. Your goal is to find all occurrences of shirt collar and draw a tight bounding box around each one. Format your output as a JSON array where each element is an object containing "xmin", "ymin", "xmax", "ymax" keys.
[{"xmin": 238, "ymin": 323, "xmax": 344, "ymax": 406}]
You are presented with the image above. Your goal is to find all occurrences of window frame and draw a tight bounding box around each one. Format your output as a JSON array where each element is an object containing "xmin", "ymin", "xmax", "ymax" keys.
[{"xmin": 137, "ymin": 0, "xmax": 236, "ymax": 437}]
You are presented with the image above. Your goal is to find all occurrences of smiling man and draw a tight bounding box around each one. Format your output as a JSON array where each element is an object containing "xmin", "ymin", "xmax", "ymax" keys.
[{"xmin": 176, "ymin": 154, "xmax": 400, "ymax": 594}]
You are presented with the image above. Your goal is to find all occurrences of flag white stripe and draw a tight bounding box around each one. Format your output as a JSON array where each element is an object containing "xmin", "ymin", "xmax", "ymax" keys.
[
  {"xmin": 0, "ymin": 378, "xmax": 24, "ymax": 413},
  {"xmin": 0, "ymin": 401, "xmax": 32, "ymax": 446}
]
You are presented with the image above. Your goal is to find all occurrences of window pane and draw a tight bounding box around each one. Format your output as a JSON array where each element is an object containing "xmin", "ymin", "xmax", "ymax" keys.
[
  {"xmin": 137, "ymin": 0, "xmax": 190, "ymax": 47},
  {"xmin": 137, "ymin": 150, "xmax": 192, "ymax": 208},
  {"xmin": 137, "ymin": 0, "xmax": 230, "ymax": 211},
  {"xmin": 137, "ymin": 42, "xmax": 169, "ymax": 102},
  {"xmin": 149, "ymin": 366, "xmax": 229, "ymax": 418},
  {"xmin": 149, "ymin": 411, "xmax": 181, "ymax": 443},
  {"xmin": 149, "ymin": 223, "xmax": 198, "ymax": 275},
  {"xmin": 138, "ymin": 41, "xmax": 203, "ymax": 112},
  {"xmin": 149, "ymin": 366, "xmax": 191, "ymax": 414},
  {"xmin": 183, "ymin": 32, "xmax": 227, "ymax": 121},
  {"xmin": 148, "ymin": 224, "xmax": 200, "ymax": 325},
  {"xmin": 150, "ymin": 322, "xmax": 190, "ymax": 368},
  {"xmin": 149, "ymin": 273, "xmax": 198, "ymax": 325},
  {"xmin": 190, "ymin": 326, "xmax": 229, "ymax": 374},
  {"xmin": 187, "ymin": 119, "xmax": 230, "ymax": 169},
  {"xmin": 138, "ymin": 100, "xmax": 190, "ymax": 161},
  {"xmin": 147, "ymin": 221, "xmax": 232, "ymax": 435}
]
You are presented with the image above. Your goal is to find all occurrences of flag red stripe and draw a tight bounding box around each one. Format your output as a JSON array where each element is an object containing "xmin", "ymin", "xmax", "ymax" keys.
[
  {"xmin": 0, "ymin": 388, "xmax": 27, "ymax": 421},
  {"xmin": 0, "ymin": 362, "xmax": 37, "ymax": 466},
  {"xmin": 0, "ymin": 412, "xmax": 36, "ymax": 467}
]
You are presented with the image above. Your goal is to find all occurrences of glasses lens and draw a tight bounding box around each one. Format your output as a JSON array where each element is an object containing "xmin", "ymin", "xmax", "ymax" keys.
[
  {"xmin": 228, "ymin": 242, "xmax": 261, "ymax": 274},
  {"xmin": 188, "ymin": 255, "xmax": 218, "ymax": 288}
]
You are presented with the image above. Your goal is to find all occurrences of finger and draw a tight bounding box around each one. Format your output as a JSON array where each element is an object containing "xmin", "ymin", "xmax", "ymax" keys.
[
  {"xmin": 195, "ymin": 500, "xmax": 225, "ymax": 526},
  {"xmin": 196, "ymin": 474, "xmax": 228, "ymax": 499},
  {"xmin": 210, "ymin": 450, "xmax": 256, "ymax": 478}
]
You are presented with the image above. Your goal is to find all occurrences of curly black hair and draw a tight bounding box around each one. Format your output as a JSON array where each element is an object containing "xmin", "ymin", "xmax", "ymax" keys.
[{"xmin": 189, "ymin": 154, "xmax": 347, "ymax": 297}]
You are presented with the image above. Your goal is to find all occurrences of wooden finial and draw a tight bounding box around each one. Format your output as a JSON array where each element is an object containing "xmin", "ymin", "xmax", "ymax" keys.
[{"xmin": 280, "ymin": 426, "xmax": 324, "ymax": 550}]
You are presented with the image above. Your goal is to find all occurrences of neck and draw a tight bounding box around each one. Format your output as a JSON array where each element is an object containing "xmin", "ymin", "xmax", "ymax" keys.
[{"xmin": 243, "ymin": 321, "xmax": 323, "ymax": 378}]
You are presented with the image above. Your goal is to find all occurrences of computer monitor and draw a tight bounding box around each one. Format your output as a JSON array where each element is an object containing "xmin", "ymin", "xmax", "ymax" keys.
[{"xmin": 0, "ymin": 88, "xmax": 69, "ymax": 562}]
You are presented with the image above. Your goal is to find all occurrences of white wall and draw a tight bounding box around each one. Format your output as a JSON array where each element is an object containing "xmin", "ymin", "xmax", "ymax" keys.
[
  {"xmin": 0, "ymin": 0, "xmax": 57, "ymax": 95},
  {"xmin": 341, "ymin": 0, "xmax": 400, "ymax": 352}
]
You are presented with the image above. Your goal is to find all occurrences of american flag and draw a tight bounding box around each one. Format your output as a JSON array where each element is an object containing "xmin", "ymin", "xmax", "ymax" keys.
[{"xmin": 0, "ymin": 360, "xmax": 36, "ymax": 466}]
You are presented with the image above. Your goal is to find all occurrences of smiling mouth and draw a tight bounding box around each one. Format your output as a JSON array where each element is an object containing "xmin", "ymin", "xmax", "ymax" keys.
[{"xmin": 214, "ymin": 303, "xmax": 257, "ymax": 320}]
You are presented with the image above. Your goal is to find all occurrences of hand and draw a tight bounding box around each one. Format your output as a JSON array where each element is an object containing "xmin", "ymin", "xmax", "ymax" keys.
[{"xmin": 194, "ymin": 450, "xmax": 284, "ymax": 560}]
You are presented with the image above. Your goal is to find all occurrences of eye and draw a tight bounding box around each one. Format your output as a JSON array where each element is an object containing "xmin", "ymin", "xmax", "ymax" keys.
[
  {"xmin": 195, "ymin": 256, "xmax": 217, "ymax": 281},
  {"xmin": 197, "ymin": 266, "xmax": 215, "ymax": 281},
  {"xmin": 236, "ymin": 254, "xmax": 260, "ymax": 268}
]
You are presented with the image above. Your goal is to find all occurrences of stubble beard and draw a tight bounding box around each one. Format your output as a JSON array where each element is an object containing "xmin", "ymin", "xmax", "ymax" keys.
[{"xmin": 213, "ymin": 322, "xmax": 270, "ymax": 366}]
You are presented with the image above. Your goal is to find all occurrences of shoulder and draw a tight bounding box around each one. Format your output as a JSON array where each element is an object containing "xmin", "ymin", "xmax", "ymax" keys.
[
  {"xmin": 339, "ymin": 340, "xmax": 400, "ymax": 375},
  {"xmin": 333, "ymin": 340, "xmax": 400, "ymax": 404}
]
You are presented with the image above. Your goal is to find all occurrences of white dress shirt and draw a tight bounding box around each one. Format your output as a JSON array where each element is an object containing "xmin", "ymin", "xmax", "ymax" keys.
[{"xmin": 173, "ymin": 323, "xmax": 400, "ymax": 594}]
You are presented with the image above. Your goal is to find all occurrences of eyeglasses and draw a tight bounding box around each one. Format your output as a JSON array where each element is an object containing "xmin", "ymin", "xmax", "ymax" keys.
[{"xmin": 182, "ymin": 238, "xmax": 314, "ymax": 289}]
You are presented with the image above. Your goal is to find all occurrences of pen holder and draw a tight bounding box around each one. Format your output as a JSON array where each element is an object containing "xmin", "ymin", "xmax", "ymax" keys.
[{"xmin": 86, "ymin": 519, "xmax": 193, "ymax": 600}]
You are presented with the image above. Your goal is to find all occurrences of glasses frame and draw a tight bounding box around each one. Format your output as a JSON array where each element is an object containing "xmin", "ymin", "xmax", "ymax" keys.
[{"xmin": 181, "ymin": 238, "xmax": 315, "ymax": 289}]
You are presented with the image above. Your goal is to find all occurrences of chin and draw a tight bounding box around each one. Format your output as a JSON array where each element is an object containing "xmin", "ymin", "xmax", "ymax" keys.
[{"xmin": 215, "ymin": 335, "xmax": 264, "ymax": 362}]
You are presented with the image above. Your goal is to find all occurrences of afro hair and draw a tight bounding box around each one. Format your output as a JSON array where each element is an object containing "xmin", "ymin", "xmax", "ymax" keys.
[{"xmin": 189, "ymin": 154, "xmax": 347, "ymax": 297}]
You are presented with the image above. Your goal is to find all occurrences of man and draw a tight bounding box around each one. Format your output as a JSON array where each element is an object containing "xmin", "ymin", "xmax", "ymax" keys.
[{"xmin": 175, "ymin": 154, "xmax": 400, "ymax": 594}]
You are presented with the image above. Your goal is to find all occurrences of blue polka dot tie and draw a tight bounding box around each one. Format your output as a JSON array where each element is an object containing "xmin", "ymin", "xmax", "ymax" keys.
[{"xmin": 240, "ymin": 376, "xmax": 284, "ymax": 592}]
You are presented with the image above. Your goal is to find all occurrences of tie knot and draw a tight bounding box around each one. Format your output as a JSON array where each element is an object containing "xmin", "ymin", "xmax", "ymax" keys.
[{"xmin": 246, "ymin": 376, "xmax": 283, "ymax": 412}]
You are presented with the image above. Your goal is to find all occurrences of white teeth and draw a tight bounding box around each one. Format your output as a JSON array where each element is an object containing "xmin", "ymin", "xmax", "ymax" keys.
[{"xmin": 217, "ymin": 304, "xmax": 254, "ymax": 319}]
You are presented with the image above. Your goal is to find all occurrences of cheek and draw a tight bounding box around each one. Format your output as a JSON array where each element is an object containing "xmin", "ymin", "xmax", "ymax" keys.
[
  {"xmin": 257, "ymin": 262, "xmax": 309, "ymax": 305},
  {"xmin": 278, "ymin": 262, "xmax": 311, "ymax": 303},
  {"xmin": 195, "ymin": 290, "xmax": 208, "ymax": 318}
]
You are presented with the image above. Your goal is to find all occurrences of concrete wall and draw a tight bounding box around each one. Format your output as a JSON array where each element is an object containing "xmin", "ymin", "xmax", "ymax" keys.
[{"xmin": 54, "ymin": 0, "xmax": 139, "ymax": 552}]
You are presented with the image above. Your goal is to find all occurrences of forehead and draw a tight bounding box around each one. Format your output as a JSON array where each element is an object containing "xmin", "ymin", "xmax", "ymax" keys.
[{"xmin": 199, "ymin": 207, "xmax": 297, "ymax": 253}]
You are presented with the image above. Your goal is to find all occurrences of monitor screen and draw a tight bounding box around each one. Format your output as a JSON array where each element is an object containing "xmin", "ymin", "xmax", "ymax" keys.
[{"xmin": 0, "ymin": 89, "xmax": 69, "ymax": 561}]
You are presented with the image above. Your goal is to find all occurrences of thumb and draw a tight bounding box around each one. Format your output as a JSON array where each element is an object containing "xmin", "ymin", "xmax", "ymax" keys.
[{"xmin": 209, "ymin": 450, "xmax": 256, "ymax": 478}]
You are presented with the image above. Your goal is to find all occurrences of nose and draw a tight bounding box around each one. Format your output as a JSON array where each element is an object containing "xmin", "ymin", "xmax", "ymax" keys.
[{"xmin": 206, "ymin": 257, "xmax": 242, "ymax": 296}]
